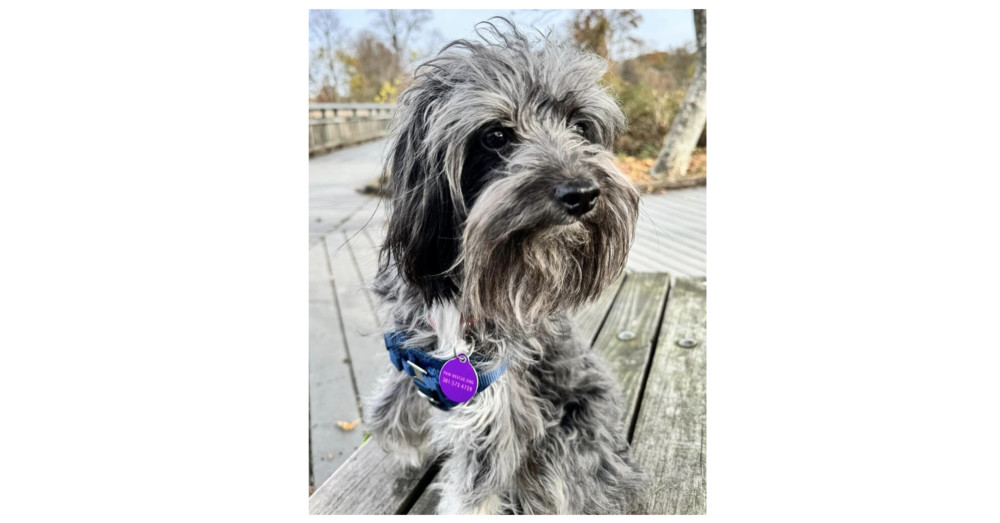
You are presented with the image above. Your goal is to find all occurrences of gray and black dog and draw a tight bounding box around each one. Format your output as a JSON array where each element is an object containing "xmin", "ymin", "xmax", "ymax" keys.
[{"xmin": 365, "ymin": 19, "xmax": 644, "ymax": 514}]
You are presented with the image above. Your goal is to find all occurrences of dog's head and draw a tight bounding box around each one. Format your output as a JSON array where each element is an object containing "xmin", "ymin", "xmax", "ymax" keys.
[{"xmin": 382, "ymin": 19, "xmax": 640, "ymax": 334}]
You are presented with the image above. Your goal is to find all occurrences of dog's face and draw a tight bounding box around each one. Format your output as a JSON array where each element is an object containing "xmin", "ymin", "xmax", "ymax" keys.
[{"xmin": 383, "ymin": 22, "xmax": 640, "ymax": 334}]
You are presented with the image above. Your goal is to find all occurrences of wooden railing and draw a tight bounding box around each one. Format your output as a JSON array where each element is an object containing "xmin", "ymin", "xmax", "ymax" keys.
[{"xmin": 309, "ymin": 103, "xmax": 395, "ymax": 156}]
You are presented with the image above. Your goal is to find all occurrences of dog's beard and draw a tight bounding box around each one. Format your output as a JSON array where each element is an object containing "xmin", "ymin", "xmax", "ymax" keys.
[{"xmin": 460, "ymin": 153, "xmax": 639, "ymax": 335}]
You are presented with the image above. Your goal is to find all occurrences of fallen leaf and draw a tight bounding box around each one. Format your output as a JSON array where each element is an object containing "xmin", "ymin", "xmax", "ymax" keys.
[
  {"xmin": 614, "ymin": 149, "xmax": 707, "ymax": 185},
  {"xmin": 336, "ymin": 418, "xmax": 361, "ymax": 431}
]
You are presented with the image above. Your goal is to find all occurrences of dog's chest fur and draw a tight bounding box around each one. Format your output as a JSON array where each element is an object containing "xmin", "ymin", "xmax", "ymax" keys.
[{"xmin": 369, "ymin": 273, "xmax": 639, "ymax": 513}]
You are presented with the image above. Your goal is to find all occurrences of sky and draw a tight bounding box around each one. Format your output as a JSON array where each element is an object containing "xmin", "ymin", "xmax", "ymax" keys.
[{"xmin": 325, "ymin": 9, "xmax": 696, "ymax": 61}]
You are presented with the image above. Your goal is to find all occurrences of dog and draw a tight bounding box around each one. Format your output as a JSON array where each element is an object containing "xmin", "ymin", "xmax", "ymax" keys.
[{"xmin": 364, "ymin": 19, "xmax": 643, "ymax": 514}]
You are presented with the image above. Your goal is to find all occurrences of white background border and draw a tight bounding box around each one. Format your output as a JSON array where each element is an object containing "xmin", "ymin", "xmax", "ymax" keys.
[{"xmin": 1, "ymin": 1, "xmax": 998, "ymax": 520}]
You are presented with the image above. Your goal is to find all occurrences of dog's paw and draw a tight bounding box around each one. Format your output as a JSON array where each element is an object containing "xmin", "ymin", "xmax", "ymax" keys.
[
  {"xmin": 436, "ymin": 491, "xmax": 504, "ymax": 515},
  {"xmin": 376, "ymin": 438, "xmax": 427, "ymax": 469}
]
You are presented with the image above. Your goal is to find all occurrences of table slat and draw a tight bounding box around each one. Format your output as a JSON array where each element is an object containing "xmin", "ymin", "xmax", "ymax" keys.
[
  {"xmin": 572, "ymin": 272, "xmax": 627, "ymax": 345},
  {"xmin": 309, "ymin": 243, "xmax": 364, "ymax": 485},
  {"xmin": 591, "ymin": 272, "xmax": 672, "ymax": 429},
  {"xmin": 308, "ymin": 439, "xmax": 438, "ymax": 515},
  {"xmin": 629, "ymin": 276, "xmax": 707, "ymax": 514},
  {"xmin": 324, "ymin": 232, "xmax": 385, "ymax": 405}
]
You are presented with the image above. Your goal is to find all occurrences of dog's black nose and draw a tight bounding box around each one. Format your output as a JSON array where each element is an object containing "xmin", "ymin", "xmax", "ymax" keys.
[{"xmin": 555, "ymin": 179, "xmax": 601, "ymax": 216}]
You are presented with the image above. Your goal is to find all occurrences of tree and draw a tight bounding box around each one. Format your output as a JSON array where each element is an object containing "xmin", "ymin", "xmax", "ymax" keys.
[
  {"xmin": 342, "ymin": 31, "xmax": 402, "ymax": 102},
  {"xmin": 570, "ymin": 9, "xmax": 642, "ymax": 61},
  {"xmin": 308, "ymin": 9, "xmax": 435, "ymax": 103},
  {"xmin": 309, "ymin": 10, "xmax": 348, "ymax": 102},
  {"xmin": 370, "ymin": 10, "xmax": 432, "ymax": 78},
  {"xmin": 651, "ymin": 10, "xmax": 707, "ymax": 180}
]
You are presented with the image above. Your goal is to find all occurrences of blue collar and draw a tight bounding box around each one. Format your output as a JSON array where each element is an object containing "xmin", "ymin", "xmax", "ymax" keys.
[{"xmin": 384, "ymin": 331, "xmax": 509, "ymax": 411}]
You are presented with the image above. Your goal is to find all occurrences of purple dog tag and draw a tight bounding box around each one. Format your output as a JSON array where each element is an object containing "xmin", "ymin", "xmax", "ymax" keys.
[{"xmin": 439, "ymin": 354, "xmax": 478, "ymax": 403}]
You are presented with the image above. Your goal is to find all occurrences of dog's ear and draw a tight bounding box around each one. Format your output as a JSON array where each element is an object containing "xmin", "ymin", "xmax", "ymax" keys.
[{"xmin": 380, "ymin": 83, "xmax": 462, "ymax": 304}]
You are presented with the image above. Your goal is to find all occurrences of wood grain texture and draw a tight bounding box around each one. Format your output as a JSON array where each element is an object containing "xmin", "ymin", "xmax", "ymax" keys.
[
  {"xmin": 309, "ymin": 243, "xmax": 365, "ymax": 486},
  {"xmin": 325, "ymin": 232, "xmax": 386, "ymax": 405},
  {"xmin": 629, "ymin": 276, "xmax": 707, "ymax": 515},
  {"xmin": 309, "ymin": 239, "xmax": 335, "ymax": 304},
  {"xmin": 308, "ymin": 439, "xmax": 438, "ymax": 515},
  {"xmin": 591, "ymin": 272, "xmax": 671, "ymax": 429},
  {"xmin": 349, "ymin": 228, "xmax": 380, "ymax": 295},
  {"xmin": 626, "ymin": 188, "xmax": 706, "ymax": 276},
  {"xmin": 571, "ymin": 272, "xmax": 627, "ymax": 345},
  {"xmin": 343, "ymin": 222, "xmax": 382, "ymax": 325},
  {"xmin": 407, "ymin": 478, "xmax": 441, "ymax": 515}
]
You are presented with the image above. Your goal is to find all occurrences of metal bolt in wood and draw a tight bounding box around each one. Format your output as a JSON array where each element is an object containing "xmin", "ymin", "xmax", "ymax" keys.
[{"xmin": 617, "ymin": 330, "xmax": 636, "ymax": 341}]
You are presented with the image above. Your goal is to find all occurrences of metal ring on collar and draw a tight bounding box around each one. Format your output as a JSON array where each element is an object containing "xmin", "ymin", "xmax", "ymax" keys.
[{"xmin": 455, "ymin": 336, "xmax": 475, "ymax": 361}]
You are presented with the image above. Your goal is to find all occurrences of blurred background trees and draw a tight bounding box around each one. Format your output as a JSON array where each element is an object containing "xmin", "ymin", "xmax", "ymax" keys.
[
  {"xmin": 568, "ymin": 9, "xmax": 706, "ymax": 181},
  {"xmin": 309, "ymin": 9, "xmax": 706, "ymax": 180},
  {"xmin": 310, "ymin": 10, "xmax": 431, "ymax": 104},
  {"xmin": 308, "ymin": 11, "xmax": 347, "ymax": 103},
  {"xmin": 651, "ymin": 10, "xmax": 706, "ymax": 181}
]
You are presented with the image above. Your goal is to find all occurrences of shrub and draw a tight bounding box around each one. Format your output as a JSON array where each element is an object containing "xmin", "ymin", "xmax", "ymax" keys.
[
  {"xmin": 605, "ymin": 48, "xmax": 695, "ymax": 159},
  {"xmin": 608, "ymin": 74, "xmax": 685, "ymax": 158}
]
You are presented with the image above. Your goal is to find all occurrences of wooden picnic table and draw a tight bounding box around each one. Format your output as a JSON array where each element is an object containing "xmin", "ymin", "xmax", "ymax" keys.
[{"xmin": 308, "ymin": 272, "xmax": 706, "ymax": 515}]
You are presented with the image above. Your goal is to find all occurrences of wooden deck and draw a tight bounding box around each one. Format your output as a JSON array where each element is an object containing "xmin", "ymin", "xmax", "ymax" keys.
[
  {"xmin": 308, "ymin": 272, "xmax": 707, "ymax": 514},
  {"xmin": 308, "ymin": 140, "xmax": 708, "ymax": 501}
]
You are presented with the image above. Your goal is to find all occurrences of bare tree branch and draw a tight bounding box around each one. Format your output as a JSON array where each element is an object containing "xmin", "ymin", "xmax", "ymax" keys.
[
  {"xmin": 370, "ymin": 9, "xmax": 432, "ymax": 74},
  {"xmin": 309, "ymin": 10, "xmax": 349, "ymax": 101}
]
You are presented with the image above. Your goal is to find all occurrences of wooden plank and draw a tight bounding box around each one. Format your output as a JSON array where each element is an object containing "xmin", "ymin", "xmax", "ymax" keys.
[
  {"xmin": 364, "ymin": 221, "xmax": 386, "ymax": 252},
  {"xmin": 309, "ymin": 439, "xmax": 439, "ymax": 515},
  {"xmin": 349, "ymin": 228, "xmax": 380, "ymax": 290},
  {"xmin": 629, "ymin": 276, "xmax": 707, "ymax": 515},
  {"xmin": 630, "ymin": 228, "xmax": 706, "ymax": 259},
  {"xmin": 648, "ymin": 191, "xmax": 706, "ymax": 214},
  {"xmin": 342, "ymin": 221, "xmax": 382, "ymax": 324},
  {"xmin": 634, "ymin": 220, "xmax": 708, "ymax": 257},
  {"xmin": 627, "ymin": 246, "xmax": 703, "ymax": 274},
  {"xmin": 638, "ymin": 205, "xmax": 707, "ymax": 237},
  {"xmin": 626, "ymin": 245, "xmax": 703, "ymax": 277},
  {"xmin": 592, "ymin": 272, "xmax": 671, "ymax": 429},
  {"xmin": 362, "ymin": 225, "xmax": 384, "ymax": 259},
  {"xmin": 571, "ymin": 272, "xmax": 627, "ymax": 345},
  {"xmin": 634, "ymin": 214, "xmax": 707, "ymax": 253},
  {"xmin": 407, "ymin": 478, "xmax": 440, "ymax": 515},
  {"xmin": 635, "ymin": 208, "xmax": 707, "ymax": 251},
  {"xmin": 309, "ymin": 242, "xmax": 365, "ymax": 486},
  {"xmin": 309, "ymin": 240, "xmax": 335, "ymax": 304},
  {"xmin": 325, "ymin": 232, "xmax": 386, "ymax": 405},
  {"xmin": 640, "ymin": 194, "xmax": 706, "ymax": 227}
]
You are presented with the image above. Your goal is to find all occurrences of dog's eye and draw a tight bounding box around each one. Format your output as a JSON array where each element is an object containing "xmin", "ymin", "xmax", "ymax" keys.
[
  {"xmin": 482, "ymin": 129, "xmax": 509, "ymax": 150},
  {"xmin": 571, "ymin": 122, "xmax": 589, "ymax": 137}
]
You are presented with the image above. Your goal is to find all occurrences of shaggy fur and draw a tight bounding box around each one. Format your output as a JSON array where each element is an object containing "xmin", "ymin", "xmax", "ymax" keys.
[{"xmin": 364, "ymin": 19, "xmax": 643, "ymax": 514}]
